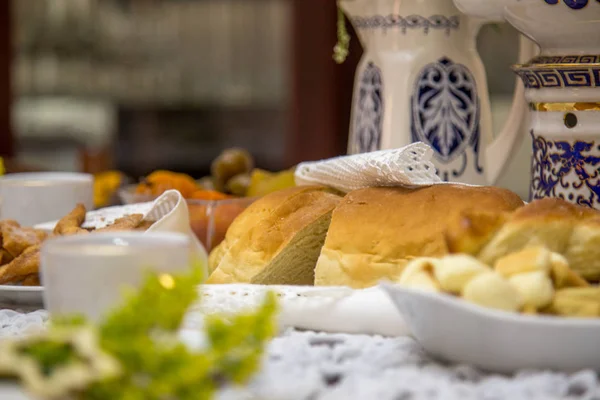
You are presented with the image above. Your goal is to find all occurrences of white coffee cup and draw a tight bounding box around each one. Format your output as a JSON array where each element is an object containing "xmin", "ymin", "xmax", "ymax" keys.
[
  {"xmin": 41, "ymin": 232, "xmax": 191, "ymax": 321},
  {"xmin": 0, "ymin": 172, "xmax": 94, "ymax": 227}
]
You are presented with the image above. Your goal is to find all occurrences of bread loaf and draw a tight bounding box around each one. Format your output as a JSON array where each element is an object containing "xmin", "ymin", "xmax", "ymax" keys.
[
  {"xmin": 314, "ymin": 185, "xmax": 524, "ymax": 288},
  {"xmin": 207, "ymin": 185, "xmax": 341, "ymax": 285},
  {"xmin": 451, "ymin": 198, "xmax": 600, "ymax": 281}
]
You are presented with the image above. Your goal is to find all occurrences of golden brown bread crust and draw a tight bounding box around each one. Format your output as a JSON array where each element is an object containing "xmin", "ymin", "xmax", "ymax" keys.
[
  {"xmin": 513, "ymin": 198, "xmax": 598, "ymax": 221},
  {"xmin": 314, "ymin": 185, "xmax": 524, "ymax": 288},
  {"xmin": 449, "ymin": 199, "xmax": 593, "ymax": 259},
  {"xmin": 208, "ymin": 185, "xmax": 337, "ymax": 273},
  {"xmin": 448, "ymin": 198, "xmax": 600, "ymax": 281},
  {"xmin": 477, "ymin": 198, "xmax": 594, "ymax": 265},
  {"xmin": 207, "ymin": 185, "xmax": 341, "ymax": 284},
  {"xmin": 445, "ymin": 210, "xmax": 510, "ymax": 256}
]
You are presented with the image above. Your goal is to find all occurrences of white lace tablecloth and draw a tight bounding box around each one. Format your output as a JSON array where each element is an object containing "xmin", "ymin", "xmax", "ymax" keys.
[{"xmin": 1, "ymin": 309, "xmax": 598, "ymax": 400}]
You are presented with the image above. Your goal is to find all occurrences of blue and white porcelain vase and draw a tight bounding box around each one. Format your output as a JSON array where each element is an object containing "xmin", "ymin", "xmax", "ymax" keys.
[
  {"xmin": 455, "ymin": 0, "xmax": 600, "ymax": 208},
  {"xmin": 341, "ymin": 0, "xmax": 536, "ymax": 185}
]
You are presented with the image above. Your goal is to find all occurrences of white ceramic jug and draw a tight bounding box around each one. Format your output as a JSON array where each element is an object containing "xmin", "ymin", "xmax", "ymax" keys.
[
  {"xmin": 341, "ymin": 0, "xmax": 537, "ymax": 185},
  {"xmin": 455, "ymin": 0, "xmax": 600, "ymax": 207}
]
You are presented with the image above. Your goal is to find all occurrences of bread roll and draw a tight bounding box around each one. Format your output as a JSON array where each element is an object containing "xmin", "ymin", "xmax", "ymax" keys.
[
  {"xmin": 207, "ymin": 185, "xmax": 341, "ymax": 285},
  {"xmin": 314, "ymin": 185, "xmax": 524, "ymax": 288},
  {"xmin": 463, "ymin": 198, "xmax": 600, "ymax": 281}
]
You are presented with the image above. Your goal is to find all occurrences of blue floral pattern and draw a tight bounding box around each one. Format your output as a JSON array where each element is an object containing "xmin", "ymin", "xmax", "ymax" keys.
[
  {"xmin": 351, "ymin": 62, "xmax": 383, "ymax": 154},
  {"xmin": 530, "ymin": 131, "xmax": 600, "ymax": 207},
  {"xmin": 544, "ymin": 0, "xmax": 600, "ymax": 8},
  {"xmin": 411, "ymin": 57, "xmax": 482, "ymax": 181}
]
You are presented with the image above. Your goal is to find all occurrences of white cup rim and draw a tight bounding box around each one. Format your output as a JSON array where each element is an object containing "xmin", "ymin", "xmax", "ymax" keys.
[
  {"xmin": 0, "ymin": 172, "xmax": 93, "ymax": 185},
  {"xmin": 42, "ymin": 231, "xmax": 190, "ymax": 255}
]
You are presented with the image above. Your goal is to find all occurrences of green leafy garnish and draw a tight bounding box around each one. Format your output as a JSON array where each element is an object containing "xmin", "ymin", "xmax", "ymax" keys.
[
  {"xmin": 1, "ymin": 262, "xmax": 278, "ymax": 399},
  {"xmin": 205, "ymin": 292, "xmax": 277, "ymax": 385},
  {"xmin": 0, "ymin": 327, "xmax": 120, "ymax": 399},
  {"xmin": 18, "ymin": 342, "xmax": 78, "ymax": 377},
  {"xmin": 333, "ymin": 6, "xmax": 351, "ymax": 64}
]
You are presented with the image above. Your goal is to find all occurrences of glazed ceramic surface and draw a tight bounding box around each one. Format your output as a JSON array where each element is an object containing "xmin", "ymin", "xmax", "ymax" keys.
[
  {"xmin": 0, "ymin": 172, "xmax": 94, "ymax": 227},
  {"xmin": 0, "ymin": 285, "xmax": 43, "ymax": 307},
  {"xmin": 456, "ymin": 0, "xmax": 600, "ymax": 207},
  {"xmin": 526, "ymin": 104, "xmax": 600, "ymax": 207},
  {"xmin": 454, "ymin": 0, "xmax": 600, "ymax": 54},
  {"xmin": 341, "ymin": 0, "xmax": 534, "ymax": 185},
  {"xmin": 41, "ymin": 232, "xmax": 190, "ymax": 321},
  {"xmin": 381, "ymin": 283, "xmax": 600, "ymax": 373},
  {"xmin": 503, "ymin": 0, "xmax": 600, "ymax": 55}
]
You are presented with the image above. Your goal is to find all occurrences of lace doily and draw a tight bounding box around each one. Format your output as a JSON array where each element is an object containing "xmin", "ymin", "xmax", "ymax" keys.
[
  {"xmin": 1, "ymin": 310, "xmax": 598, "ymax": 399},
  {"xmin": 294, "ymin": 142, "xmax": 443, "ymax": 193},
  {"xmin": 0, "ymin": 309, "xmax": 48, "ymax": 338},
  {"xmin": 183, "ymin": 284, "xmax": 408, "ymax": 337},
  {"xmin": 217, "ymin": 329, "xmax": 600, "ymax": 400}
]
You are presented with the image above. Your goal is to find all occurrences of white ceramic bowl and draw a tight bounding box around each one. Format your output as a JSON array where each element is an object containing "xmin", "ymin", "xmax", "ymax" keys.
[
  {"xmin": 381, "ymin": 283, "xmax": 600, "ymax": 373},
  {"xmin": 453, "ymin": 0, "xmax": 517, "ymax": 21},
  {"xmin": 41, "ymin": 232, "xmax": 190, "ymax": 321},
  {"xmin": 454, "ymin": 0, "xmax": 600, "ymax": 54},
  {"xmin": 0, "ymin": 172, "xmax": 93, "ymax": 227},
  {"xmin": 505, "ymin": 0, "xmax": 600, "ymax": 54}
]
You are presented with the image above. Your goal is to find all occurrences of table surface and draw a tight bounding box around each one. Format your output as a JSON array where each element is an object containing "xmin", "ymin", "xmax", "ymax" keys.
[{"xmin": 1, "ymin": 308, "xmax": 598, "ymax": 400}]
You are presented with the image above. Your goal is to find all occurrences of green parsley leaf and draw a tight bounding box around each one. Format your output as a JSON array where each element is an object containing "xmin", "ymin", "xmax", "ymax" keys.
[{"xmin": 18, "ymin": 342, "xmax": 78, "ymax": 377}]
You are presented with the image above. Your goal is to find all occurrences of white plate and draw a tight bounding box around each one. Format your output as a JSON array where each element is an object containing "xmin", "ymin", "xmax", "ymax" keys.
[
  {"xmin": 0, "ymin": 285, "xmax": 43, "ymax": 307},
  {"xmin": 34, "ymin": 202, "xmax": 154, "ymax": 233},
  {"xmin": 380, "ymin": 282, "xmax": 600, "ymax": 373},
  {"xmin": 0, "ymin": 203, "xmax": 155, "ymax": 306},
  {"xmin": 0, "ymin": 382, "xmax": 28, "ymax": 400}
]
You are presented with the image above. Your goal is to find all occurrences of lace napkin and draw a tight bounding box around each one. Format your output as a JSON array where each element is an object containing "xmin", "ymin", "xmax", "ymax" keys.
[
  {"xmin": 143, "ymin": 190, "xmax": 208, "ymax": 273},
  {"xmin": 294, "ymin": 142, "xmax": 443, "ymax": 193}
]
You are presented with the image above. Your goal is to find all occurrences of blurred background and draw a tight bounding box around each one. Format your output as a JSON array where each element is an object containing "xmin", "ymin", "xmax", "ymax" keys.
[{"xmin": 0, "ymin": 0, "xmax": 528, "ymax": 195}]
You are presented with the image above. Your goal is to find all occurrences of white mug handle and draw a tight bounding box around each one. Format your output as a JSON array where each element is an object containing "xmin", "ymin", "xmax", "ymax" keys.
[{"xmin": 485, "ymin": 34, "xmax": 539, "ymax": 184}]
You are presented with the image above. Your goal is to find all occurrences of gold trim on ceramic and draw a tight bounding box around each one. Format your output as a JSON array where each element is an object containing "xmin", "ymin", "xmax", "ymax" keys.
[
  {"xmin": 526, "ymin": 55, "xmax": 600, "ymax": 66},
  {"xmin": 513, "ymin": 63, "xmax": 600, "ymax": 71},
  {"xmin": 530, "ymin": 102, "xmax": 600, "ymax": 112}
]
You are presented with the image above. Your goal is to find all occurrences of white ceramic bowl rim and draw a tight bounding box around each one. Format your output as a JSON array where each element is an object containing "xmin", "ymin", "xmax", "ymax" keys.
[
  {"xmin": 0, "ymin": 172, "xmax": 93, "ymax": 184},
  {"xmin": 380, "ymin": 282, "xmax": 600, "ymax": 329},
  {"xmin": 43, "ymin": 231, "xmax": 190, "ymax": 255}
]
